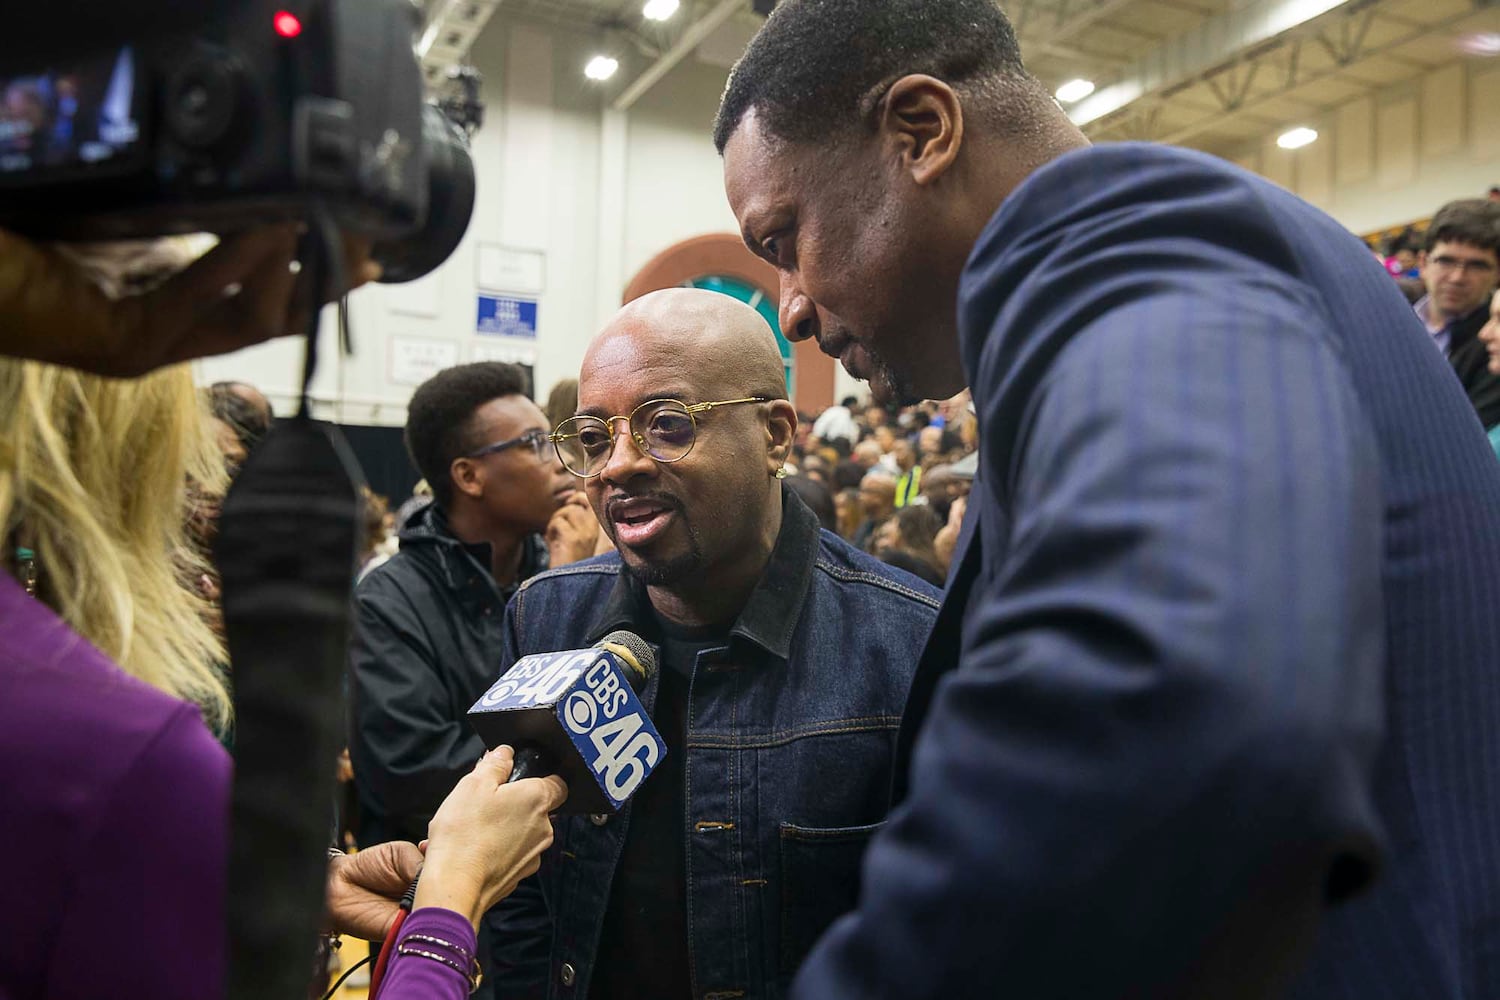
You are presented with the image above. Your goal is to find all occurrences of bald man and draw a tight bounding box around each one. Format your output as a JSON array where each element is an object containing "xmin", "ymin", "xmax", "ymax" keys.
[{"xmin": 488, "ymin": 289, "xmax": 940, "ymax": 1000}]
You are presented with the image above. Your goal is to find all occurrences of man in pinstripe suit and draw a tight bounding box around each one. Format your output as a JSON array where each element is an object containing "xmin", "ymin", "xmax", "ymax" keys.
[{"xmin": 716, "ymin": 1, "xmax": 1500, "ymax": 997}]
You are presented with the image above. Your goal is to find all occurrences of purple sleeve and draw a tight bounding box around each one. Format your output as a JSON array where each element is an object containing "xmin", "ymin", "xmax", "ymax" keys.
[
  {"xmin": 378, "ymin": 907, "xmax": 479, "ymax": 1000},
  {"xmin": 44, "ymin": 705, "xmax": 231, "ymax": 1000}
]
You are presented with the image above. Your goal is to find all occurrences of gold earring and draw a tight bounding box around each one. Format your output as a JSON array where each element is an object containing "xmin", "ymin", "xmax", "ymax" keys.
[
  {"xmin": 15, "ymin": 546, "xmax": 37, "ymax": 597},
  {"xmin": 774, "ymin": 467, "xmax": 788, "ymax": 479}
]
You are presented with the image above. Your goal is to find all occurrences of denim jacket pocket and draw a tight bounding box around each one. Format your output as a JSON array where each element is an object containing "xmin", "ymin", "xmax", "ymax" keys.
[{"xmin": 778, "ymin": 820, "xmax": 885, "ymax": 976}]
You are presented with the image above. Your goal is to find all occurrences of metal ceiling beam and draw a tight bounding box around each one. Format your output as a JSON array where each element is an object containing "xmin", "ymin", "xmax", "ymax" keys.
[
  {"xmin": 1020, "ymin": 0, "xmax": 1142, "ymax": 46},
  {"xmin": 1148, "ymin": 0, "xmax": 1218, "ymax": 13},
  {"xmin": 611, "ymin": 0, "xmax": 746, "ymax": 111},
  {"xmin": 1068, "ymin": 0, "xmax": 1363, "ymax": 127},
  {"xmin": 1033, "ymin": 40, "xmax": 1135, "ymax": 65},
  {"xmin": 418, "ymin": 0, "xmax": 507, "ymax": 88},
  {"xmin": 1152, "ymin": 4, "xmax": 1476, "ymax": 145}
]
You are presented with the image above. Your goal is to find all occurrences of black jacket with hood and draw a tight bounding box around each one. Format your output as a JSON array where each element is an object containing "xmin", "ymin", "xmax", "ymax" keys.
[{"xmin": 348, "ymin": 502, "xmax": 548, "ymax": 846}]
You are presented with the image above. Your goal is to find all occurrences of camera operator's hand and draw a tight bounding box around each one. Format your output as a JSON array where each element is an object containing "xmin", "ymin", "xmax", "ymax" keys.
[
  {"xmin": 326, "ymin": 841, "xmax": 425, "ymax": 941},
  {"xmin": 0, "ymin": 224, "xmax": 381, "ymax": 378},
  {"xmin": 413, "ymin": 746, "xmax": 568, "ymax": 929}
]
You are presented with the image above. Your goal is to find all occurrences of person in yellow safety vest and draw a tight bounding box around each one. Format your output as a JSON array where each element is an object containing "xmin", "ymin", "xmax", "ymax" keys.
[{"xmin": 893, "ymin": 440, "xmax": 923, "ymax": 507}]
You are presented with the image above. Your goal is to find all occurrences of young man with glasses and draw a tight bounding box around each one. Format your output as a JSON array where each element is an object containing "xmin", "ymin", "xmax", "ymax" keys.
[
  {"xmin": 1416, "ymin": 199, "xmax": 1500, "ymax": 431},
  {"xmin": 489, "ymin": 289, "xmax": 941, "ymax": 1000},
  {"xmin": 348, "ymin": 363, "xmax": 601, "ymax": 946}
]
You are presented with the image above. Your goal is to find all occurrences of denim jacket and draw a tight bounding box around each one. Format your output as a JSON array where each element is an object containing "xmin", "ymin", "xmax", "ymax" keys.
[{"xmin": 489, "ymin": 490, "xmax": 940, "ymax": 1000}]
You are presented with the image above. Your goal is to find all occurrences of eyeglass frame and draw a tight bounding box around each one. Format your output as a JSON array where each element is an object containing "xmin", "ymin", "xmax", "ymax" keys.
[
  {"xmin": 1427, "ymin": 254, "xmax": 1498, "ymax": 277},
  {"xmin": 462, "ymin": 427, "xmax": 554, "ymax": 462},
  {"xmin": 550, "ymin": 396, "xmax": 772, "ymax": 478}
]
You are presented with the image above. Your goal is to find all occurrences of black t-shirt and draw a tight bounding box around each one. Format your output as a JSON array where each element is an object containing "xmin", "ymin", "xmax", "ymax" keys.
[{"xmin": 588, "ymin": 617, "xmax": 725, "ymax": 1000}]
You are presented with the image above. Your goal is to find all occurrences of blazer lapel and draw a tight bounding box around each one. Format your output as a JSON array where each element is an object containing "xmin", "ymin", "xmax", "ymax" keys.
[{"xmin": 891, "ymin": 494, "xmax": 983, "ymax": 804}]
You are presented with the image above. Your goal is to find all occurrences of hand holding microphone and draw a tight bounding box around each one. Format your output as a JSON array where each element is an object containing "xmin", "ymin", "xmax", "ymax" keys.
[
  {"xmin": 324, "ymin": 749, "xmax": 564, "ymax": 939},
  {"xmin": 414, "ymin": 746, "xmax": 568, "ymax": 928},
  {"xmin": 469, "ymin": 630, "xmax": 665, "ymax": 813}
]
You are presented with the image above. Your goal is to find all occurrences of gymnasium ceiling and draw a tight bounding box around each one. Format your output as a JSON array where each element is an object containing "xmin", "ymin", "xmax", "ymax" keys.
[{"xmin": 419, "ymin": 0, "xmax": 1500, "ymax": 157}]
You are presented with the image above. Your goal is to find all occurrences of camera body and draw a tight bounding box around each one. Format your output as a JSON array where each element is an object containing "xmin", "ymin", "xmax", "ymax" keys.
[{"xmin": 0, "ymin": 0, "xmax": 474, "ymax": 281}]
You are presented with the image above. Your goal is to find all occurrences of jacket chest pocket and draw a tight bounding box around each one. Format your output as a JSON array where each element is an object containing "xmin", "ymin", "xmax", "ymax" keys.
[{"xmin": 778, "ymin": 821, "xmax": 884, "ymax": 975}]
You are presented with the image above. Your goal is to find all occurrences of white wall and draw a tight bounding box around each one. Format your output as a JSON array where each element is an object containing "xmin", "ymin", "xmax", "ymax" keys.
[
  {"xmin": 198, "ymin": 10, "xmax": 747, "ymax": 426},
  {"xmin": 622, "ymin": 56, "xmax": 741, "ymax": 281},
  {"xmin": 1226, "ymin": 60, "xmax": 1500, "ymax": 236},
  {"xmin": 199, "ymin": 15, "xmax": 1495, "ymax": 424}
]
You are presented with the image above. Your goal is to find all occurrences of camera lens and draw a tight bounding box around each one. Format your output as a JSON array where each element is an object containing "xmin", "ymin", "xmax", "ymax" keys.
[
  {"xmin": 166, "ymin": 50, "xmax": 242, "ymax": 151},
  {"xmin": 371, "ymin": 104, "xmax": 476, "ymax": 284}
]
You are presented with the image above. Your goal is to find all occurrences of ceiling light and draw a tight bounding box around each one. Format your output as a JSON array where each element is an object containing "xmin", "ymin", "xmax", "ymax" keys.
[
  {"xmin": 585, "ymin": 55, "xmax": 619, "ymax": 81},
  {"xmin": 1055, "ymin": 79, "xmax": 1096, "ymax": 103},
  {"xmin": 1457, "ymin": 32, "xmax": 1500, "ymax": 57},
  {"xmin": 1276, "ymin": 126, "xmax": 1318, "ymax": 150},
  {"xmin": 643, "ymin": 0, "xmax": 680, "ymax": 20}
]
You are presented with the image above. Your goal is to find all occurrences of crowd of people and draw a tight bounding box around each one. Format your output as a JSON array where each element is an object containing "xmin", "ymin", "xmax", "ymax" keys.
[{"xmin": 2, "ymin": 1, "xmax": 1499, "ymax": 999}]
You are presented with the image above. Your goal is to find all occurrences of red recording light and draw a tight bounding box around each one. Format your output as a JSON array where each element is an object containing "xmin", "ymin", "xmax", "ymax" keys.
[{"xmin": 273, "ymin": 11, "xmax": 303, "ymax": 38}]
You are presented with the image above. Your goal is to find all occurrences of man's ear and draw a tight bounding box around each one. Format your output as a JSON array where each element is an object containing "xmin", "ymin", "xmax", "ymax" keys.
[
  {"xmin": 449, "ymin": 458, "xmax": 484, "ymax": 500},
  {"xmin": 766, "ymin": 400, "xmax": 798, "ymax": 473},
  {"xmin": 878, "ymin": 74, "xmax": 964, "ymax": 187}
]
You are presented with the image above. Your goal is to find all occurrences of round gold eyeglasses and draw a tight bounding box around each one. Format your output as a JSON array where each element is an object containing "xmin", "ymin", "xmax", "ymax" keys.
[{"xmin": 550, "ymin": 397, "xmax": 769, "ymax": 478}]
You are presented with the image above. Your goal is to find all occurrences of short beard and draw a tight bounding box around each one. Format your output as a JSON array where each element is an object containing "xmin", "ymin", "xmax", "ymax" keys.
[
  {"xmin": 868, "ymin": 351, "xmax": 923, "ymax": 408},
  {"xmin": 616, "ymin": 518, "xmax": 706, "ymax": 587}
]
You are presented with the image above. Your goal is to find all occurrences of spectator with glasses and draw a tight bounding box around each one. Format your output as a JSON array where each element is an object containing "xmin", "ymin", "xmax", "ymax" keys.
[
  {"xmin": 347, "ymin": 362, "xmax": 600, "ymax": 994},
  {"xmin": 490, "ymin": 288, "xmax": 940, "ymax": 999},
  {"xmin": 1415, "ymin": 199, "xmax": 1500, "ymax": 431}
]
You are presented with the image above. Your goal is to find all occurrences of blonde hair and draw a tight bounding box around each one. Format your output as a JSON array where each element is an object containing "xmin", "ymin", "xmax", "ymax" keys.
[{"xmin": 0, "ymin": 243, "xmax": 232, "ymax": 731}]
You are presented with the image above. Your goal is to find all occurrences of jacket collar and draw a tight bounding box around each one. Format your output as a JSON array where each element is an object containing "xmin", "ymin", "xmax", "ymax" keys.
[
  {"xmin": 585, "ymin": 484, "xmax": 820, "ymax": 662},
  {"xmin": 402, "ymin": 503, "xmax": 546, "ymax": 603},
  {"xmin": 1415, "ymin": 296, "xmax": 1490, "ymax": 351}
]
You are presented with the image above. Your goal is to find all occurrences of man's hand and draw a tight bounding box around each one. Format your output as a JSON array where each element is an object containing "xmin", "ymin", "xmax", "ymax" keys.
[
  {"xmin": 1480, "ymin": 289, "xmax": 1499, "ymax": 376},
  {"xmin": 934, "ymin": 496, "xmax": 966, "ymax": 572},
  {"xmin": 0, "ymin": 224, "xmax": 381, "ymax": 378},
  {"xmin": 325, "ymin": 841, "xmax": 424, "ymax": 941},
  {"xmin": 546, "ymin": 492, "xmax": 601, "ymax": 567}
]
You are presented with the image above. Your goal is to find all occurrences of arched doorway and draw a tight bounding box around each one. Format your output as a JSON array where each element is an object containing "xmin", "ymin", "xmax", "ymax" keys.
[
  {"xmin": 622, "ymin": 233, "xmax": 835, "ymax": 415},
  {"xmin": 685, "ymin": 274, "xmax": 795, "ymax": 397}
]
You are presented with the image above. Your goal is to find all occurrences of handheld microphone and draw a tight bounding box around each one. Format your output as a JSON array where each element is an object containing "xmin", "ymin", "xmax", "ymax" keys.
[{"xmin": 467, "ymin": 630, "xmax": 664, "ymax": 815}]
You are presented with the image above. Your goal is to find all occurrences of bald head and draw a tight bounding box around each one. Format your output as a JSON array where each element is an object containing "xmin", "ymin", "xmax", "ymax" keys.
[
  {"xmin": 584, "ymin": 288, "xmax": 787, "ymax": 402},
  {"xmin": 573, "ymin": 288, "xmax": 799, "ymax": 623}
]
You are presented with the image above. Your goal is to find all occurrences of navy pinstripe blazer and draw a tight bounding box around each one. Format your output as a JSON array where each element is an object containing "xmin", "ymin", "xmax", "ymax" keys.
[{"xmin": 793, "ymin": 144, "xmax": 1500, "ymax": 999}]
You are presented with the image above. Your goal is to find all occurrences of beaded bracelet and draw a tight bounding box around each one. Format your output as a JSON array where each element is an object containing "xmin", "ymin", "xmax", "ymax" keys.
[
  {"xmin": 397, "ymin": 934, "xmax": 483, "ymax": 995},
  {"xmin": 403, "ymin": 933, "xmax": 473, "ymax": 959}
]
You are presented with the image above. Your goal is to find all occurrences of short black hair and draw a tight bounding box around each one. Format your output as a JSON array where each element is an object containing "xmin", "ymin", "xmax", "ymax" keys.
[
  {"xmin": 879, "ymin": 549, "xmax": 946, "ymax": 587},
  {"xmin": 1424, "ymin": 199, "xmax": 1500, "ymax": 255},
  {"xmin": 833, "ymin": 459, "xmax": 866, "ymax": 491},
  {"xmin": 405, "ymin": 362, "xmax": 530, "ymax": 509},
  {"xmin": 207, "ymin": 383, "xmax": 271, "ymax": 452},
  {"xmin": 714, "ymin": 0, "xmax": 1033, "ymax": 153}
]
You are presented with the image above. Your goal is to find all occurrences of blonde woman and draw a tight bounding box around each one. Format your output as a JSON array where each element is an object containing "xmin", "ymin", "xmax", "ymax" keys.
[
  {"xmin": 0, "ymin": 359, "xmax": 238, "ymax": 999},
  {"xmin": 0, "ymin": 239, "xmax": 563, "ymax": 1000}
]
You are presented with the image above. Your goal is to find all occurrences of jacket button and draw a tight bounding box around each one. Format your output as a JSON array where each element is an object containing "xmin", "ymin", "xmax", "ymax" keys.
[
  {"xmin": 560, "ymin": 962, "xmax": 577, "ymax": 987},
  {"xmin": 589, "ymin": 813, "xmax": 609, "ymax": 827}
]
